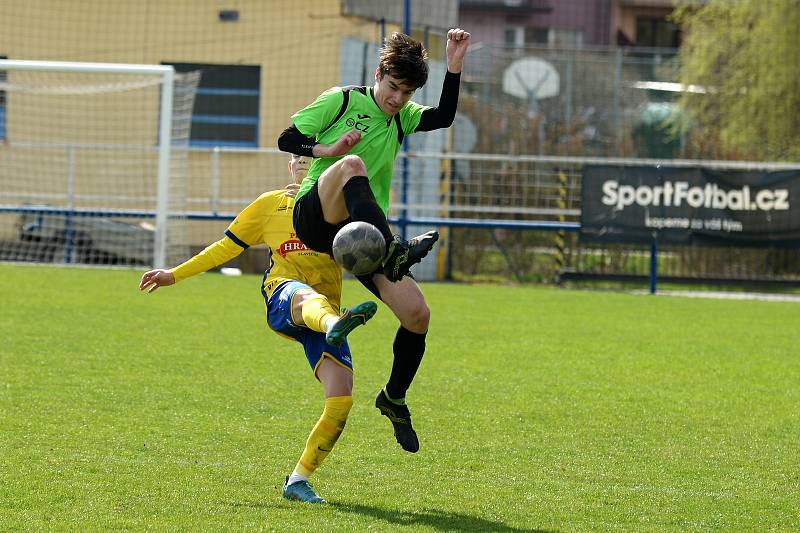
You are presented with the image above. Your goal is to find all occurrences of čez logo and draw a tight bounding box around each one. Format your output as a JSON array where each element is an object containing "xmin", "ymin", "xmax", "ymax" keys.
[{"xmin": 346, "ymin": 116, "xmax": 370, "ymax": 132}]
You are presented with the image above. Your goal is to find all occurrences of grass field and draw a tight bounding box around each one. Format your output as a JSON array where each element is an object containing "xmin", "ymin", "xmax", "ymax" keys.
[{"xmin": 1, "ymin": 264, "xmax": 799, "ymax": 531}]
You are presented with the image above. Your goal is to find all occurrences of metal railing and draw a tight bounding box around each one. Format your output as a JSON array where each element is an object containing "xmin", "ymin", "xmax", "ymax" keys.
[{"xmin": 2, "ymin": 143, "xmax": 799, "ymax": 289}]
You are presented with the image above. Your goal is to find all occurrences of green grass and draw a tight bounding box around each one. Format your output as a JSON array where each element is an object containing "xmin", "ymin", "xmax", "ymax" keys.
[{"xmin": 1, "ymin": 264, "xmax": 799, "ymax": 531}]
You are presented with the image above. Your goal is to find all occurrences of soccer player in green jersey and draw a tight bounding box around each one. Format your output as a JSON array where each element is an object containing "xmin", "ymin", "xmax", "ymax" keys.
[
  {"xmin": 278, "ymin": 28, "xmax": 470, "ymax": 453},
  {"xmin": 139, "ymin": 155, "xmax": 375, "ymax": 504}
]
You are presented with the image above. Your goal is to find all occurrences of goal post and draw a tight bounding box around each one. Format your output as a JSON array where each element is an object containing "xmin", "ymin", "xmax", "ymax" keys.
[
  {"xmin": 155, "ymin": 64, "xmax": 174, "ymax": 270},
  {"xmin": 0, "ymin": 59, "xmax": 198, "ymax": 268}
]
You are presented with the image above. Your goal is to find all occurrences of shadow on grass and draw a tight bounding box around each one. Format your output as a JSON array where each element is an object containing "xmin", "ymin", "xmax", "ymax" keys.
[{"xmin": 330, "ymin": 502, "xmax": 553, "ymax": 532}]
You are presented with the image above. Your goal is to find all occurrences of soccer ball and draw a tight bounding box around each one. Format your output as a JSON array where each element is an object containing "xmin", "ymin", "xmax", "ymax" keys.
[{"xmin": 332, "ymin": 221, "xmax": 386, "ymax": 275}]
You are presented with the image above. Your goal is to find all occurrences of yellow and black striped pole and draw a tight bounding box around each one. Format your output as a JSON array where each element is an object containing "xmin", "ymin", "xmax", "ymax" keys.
[
  {"xmin": 553, "ymin": 170, "xmax": 568, "ymax": 280},
  {"xmin": 437, "ymin": 153, "xmax": 451, "ymax": 279}
]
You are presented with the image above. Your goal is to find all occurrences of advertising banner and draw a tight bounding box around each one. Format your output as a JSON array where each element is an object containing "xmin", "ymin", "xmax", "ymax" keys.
[{"xmin": 580, "ymin": 165, "xmax": 800, "ymax": 245}]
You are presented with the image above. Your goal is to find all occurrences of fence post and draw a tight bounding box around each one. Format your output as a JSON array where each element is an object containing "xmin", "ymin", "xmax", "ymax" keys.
[
  {"xmin": 613, "ymin": 48, "xmax": 623, "ymax": 152},
  {"xmin": 396, "ymin": 1, "xmax": 411, "ymax": 239},
  {"xmin": 210, "ymin": 146, "xmax": 220, "ymax": 215},
  {"xmin": 649, "ymin": 232, "xmax": 658, "ymax": 294},
  {"xmin": 64, "ymin": 145, "xmax": 76, "ymax": 264}
]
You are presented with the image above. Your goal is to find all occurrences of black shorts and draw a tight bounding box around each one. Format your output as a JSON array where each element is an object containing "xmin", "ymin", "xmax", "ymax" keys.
[
  {"xmin": 293, "ymin": 181, "xmax": 349, "ymax": 255},
  {"xmin": 293, "ymin": 181, "xmax": 388, "ymax": 301}
]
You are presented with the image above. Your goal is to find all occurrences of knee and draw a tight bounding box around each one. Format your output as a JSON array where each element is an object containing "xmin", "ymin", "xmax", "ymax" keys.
[
  {"xmin": 405, "ymin": 301, "xmax": 431, "ymax": 332},
  {"xmin": 339, "ymin": 155, "xmax": 367, "ymax": 177}
]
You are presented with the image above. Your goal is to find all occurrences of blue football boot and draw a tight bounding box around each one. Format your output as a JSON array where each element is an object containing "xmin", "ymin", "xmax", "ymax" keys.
[{"xmin": 282, "ymin": 476, "xmax": 326, "ymax": 504}]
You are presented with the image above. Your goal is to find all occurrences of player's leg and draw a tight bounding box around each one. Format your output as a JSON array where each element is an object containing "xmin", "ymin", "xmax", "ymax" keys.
[
  {"xmin": 291, "ymin": 288, "xmax": 377, "ymax": 348},
  {"xmin": 308, "ymin": 155, "xmax": 439, "ymax": 281},
  {"xmin": 267, "ymin": 281, "xmax": 355, "ymax": 503},
  {"xmin": 291, "ymin": 288, "xmax": 340, "ymax": 333},
  {"xmin": 316, "ymin": 155, "xmax": 393, "ymax": 238},
  {"xmin": 372, "ymin": 273, "xmax": 430, "ymax": 334},
  {"xmin": 283, "ymin": 347, "xmax": 355, "ymax": 503},
  {"xmin": 362, "ymin": 274, "xmax": 430, "ymax": 453}
]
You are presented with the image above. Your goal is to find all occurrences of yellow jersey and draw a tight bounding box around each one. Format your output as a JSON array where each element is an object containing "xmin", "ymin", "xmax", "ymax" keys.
[{"xmin": 170, "ymin": 189, "xmax": 342, "ymax": 308}]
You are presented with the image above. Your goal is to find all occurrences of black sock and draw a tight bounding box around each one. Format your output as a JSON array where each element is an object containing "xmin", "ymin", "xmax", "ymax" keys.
[
  {"xmin": 342, "ymin": 176, "xmax": 394, "ymax": 242},
  {"xmin": 385, "ymin": 326, "xmax": 427, "ymax": 400}
]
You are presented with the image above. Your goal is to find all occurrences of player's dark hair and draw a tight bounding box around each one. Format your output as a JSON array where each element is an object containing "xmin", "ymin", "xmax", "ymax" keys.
[{"xmin": 378, "ymin": 32, "xmax": 428, "ymax": 89}]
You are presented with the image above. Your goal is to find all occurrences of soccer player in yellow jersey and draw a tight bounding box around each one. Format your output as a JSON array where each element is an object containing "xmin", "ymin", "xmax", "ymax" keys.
[{"xmin": 138, "ymin": 154, "xmax": 375, "ymax": 504}]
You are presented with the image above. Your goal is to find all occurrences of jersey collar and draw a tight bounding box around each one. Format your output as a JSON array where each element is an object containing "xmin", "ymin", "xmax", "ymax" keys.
[{"xmin": 369, "ymin": 86, "xmax": 393, "ymax": 118}]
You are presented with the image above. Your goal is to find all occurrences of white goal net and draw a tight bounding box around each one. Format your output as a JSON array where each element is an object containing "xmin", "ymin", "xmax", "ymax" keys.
[{"xmin": 0, "ymin": 60, "xmax": 199, "ymax": 268}]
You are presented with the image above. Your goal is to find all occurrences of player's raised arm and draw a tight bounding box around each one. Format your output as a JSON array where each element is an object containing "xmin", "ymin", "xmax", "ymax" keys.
[
  {"xmin": 415, "ymin": 28, "xmax": 470, "ymax": 133},
  {"xmin": 446, "ymin": 28, "xmax": 470, "ymax": 74}
]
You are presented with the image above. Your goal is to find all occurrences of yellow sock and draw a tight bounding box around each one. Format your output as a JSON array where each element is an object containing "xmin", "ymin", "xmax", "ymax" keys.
[
  {"xmin": 300, "ymin": 294, "xmax": 339, "ymax": 333},
  {"xmin": 294, "ymin": 395, "xmax": 353, "ymax": 478}
]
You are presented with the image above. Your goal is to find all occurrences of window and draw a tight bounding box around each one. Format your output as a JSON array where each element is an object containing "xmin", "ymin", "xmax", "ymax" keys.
[
  {"xmin": 506, "ymin": 27, "xmax": 581, "ymax": 48},
  {"xmin": 505, "ymin": 28, "xmax": 519, "ymax": 46},
  {"xmin": 506, "ymin": 26, "xmax": 548, "ymax": 46},
  {"xmin": 551, "ymin": 28, "xmax": 583, "ymax": 47},
  {"xmin": 0, "ymin": 56, "xmax": 6, "ymax": 140},
  {"xmin": 635, "ymin": 17, "xmax": 681, "ymax": 48},
  {"xmin": 165, "ymin": 62, "xmax": 260, "ymax": 148},
  {"xmin": 524, "ymin": 27, "xmax": 549, "ymax": 45}
]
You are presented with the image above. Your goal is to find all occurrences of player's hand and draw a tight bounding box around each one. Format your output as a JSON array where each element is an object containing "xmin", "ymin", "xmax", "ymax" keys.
[
  {"xmin": 139, "ymin": 269, "xmax": 175, "ymax": 293},
  {"xmin": 320, "ymin": 129, "xmax": 361, "ymax": 157},
  {"xmin": 446, "ymin": 28, "xmax": 471, "ymax": 73}
]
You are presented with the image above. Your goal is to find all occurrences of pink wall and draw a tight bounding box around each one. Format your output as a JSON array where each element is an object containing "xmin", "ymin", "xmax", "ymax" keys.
[{"xmin": 459, "ymin": 0, "xmax": 614, "ymax": 46}]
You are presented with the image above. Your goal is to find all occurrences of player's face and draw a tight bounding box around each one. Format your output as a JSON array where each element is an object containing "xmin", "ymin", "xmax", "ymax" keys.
[
  {"xmin": 374, "ymin": 69, "xmax": 415, "ymax": 116},
  {"xmin": 289, "ymin": 155, "xmax": 310, "ymax": 183}
]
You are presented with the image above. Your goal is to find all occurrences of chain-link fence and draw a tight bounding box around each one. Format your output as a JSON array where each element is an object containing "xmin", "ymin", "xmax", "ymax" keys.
[{"xmin": 461, "ymin": 43, "xmax": 682, "ymax": 158}]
